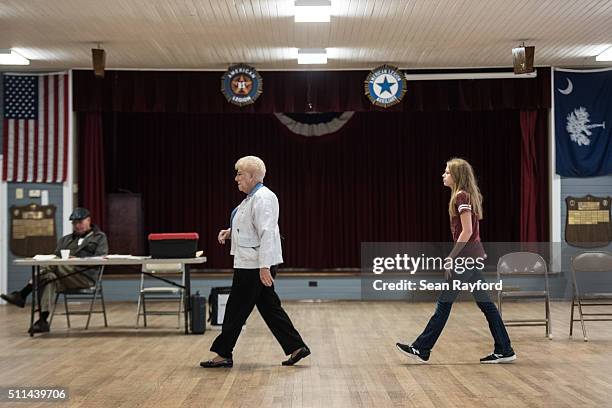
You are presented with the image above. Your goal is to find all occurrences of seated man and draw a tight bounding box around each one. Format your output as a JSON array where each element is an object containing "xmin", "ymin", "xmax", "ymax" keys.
[{"xmin": 1, "ymin": 207, "xmax": 108, "ymax": 333}]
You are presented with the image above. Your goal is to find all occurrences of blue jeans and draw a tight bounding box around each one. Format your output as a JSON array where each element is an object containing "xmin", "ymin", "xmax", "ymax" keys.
[{"xmin": 412, "ymin": 271, "xmax": 513, "ymax": 355}]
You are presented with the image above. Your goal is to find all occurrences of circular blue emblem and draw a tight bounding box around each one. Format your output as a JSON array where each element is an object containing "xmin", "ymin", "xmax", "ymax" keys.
[
  {"xmin": 364, "ymin": 65, "xmax": 406, "ymax": 108},
  {"xmin": 221, "ymin": 64, "xmax": 263, "ymax": 107}
]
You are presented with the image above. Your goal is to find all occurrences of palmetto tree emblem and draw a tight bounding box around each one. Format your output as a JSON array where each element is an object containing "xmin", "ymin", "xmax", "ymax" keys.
[{"xmin": 566, "ymin": 107, "xmax": 606, "ymax": 146}]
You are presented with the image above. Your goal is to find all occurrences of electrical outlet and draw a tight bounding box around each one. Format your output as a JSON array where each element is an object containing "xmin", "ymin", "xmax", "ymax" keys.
[{"xmin": 15, "ymin": 188, "xmax": 24, "ymax": 199}]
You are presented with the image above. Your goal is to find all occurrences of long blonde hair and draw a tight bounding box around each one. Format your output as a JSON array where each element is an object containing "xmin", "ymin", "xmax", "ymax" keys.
[{"xmin": 447, "ymin": 158, "xmax": 483, "ymax": 219}]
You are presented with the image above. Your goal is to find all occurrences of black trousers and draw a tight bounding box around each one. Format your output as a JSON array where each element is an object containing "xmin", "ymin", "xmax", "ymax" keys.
[{"xmin": 210, "ymin": 266, "xmax": 307, "ymax": 359}]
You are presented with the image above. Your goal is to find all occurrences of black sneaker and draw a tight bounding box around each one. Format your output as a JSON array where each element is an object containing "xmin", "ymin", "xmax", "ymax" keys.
[
  {"xmin": 396, "ymin": 343, "xmax": 430, "ymax": 362},
  {"xmin": 480, "ymin": 351, "xmax": 517, "ymax": 364},
  {"xmin": 28, "ymin": 319, "xmax": 50, "ymax": 334},
  {"xmin": 1, "ymin": 291, "xmax": 26, "ymax": 308}
]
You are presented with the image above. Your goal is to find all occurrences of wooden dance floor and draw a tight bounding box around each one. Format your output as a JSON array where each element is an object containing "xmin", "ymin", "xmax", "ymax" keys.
[{"xmin": 1, "ymin": 300, "xmax": 611, "ymax": 407}]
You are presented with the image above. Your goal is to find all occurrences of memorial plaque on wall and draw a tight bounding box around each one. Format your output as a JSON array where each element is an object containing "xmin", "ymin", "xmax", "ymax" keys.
[
  {"xmin": 565, "ymin": 195, "xmax": 612, "ymax": 247},
  {"xmin": 10, "ymin": 204, "xmax": 57, "ymax": 256}
]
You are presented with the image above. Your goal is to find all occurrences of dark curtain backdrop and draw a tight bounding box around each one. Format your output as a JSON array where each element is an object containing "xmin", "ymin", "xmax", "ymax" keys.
[
  {"xmin": 74, "ymin": 69, "xmax": 550, "ymax": 269},
  {"xmin": 95, "ymin": 110, "xmax": 526, "ymax": 269},
  {"xmin": 520, "ymin": 110, "xmax": 550, "ymax": 242},
  {"xmin": 77, "ymin": 113, "xmax": 106, "ymax": 230}
]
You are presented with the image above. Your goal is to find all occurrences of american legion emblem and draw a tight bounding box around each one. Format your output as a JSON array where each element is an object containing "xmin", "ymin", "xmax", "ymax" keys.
[
  {"xmin": 364, "ymin": 64, "xmax": 407, "ymax": 108},
  {"xmin": 221, "ymin": 64, "xmax": 263, "ymax": 107}
]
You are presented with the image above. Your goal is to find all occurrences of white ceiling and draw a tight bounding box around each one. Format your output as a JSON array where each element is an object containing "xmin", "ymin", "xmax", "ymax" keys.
[{"xmin": 1, "ymin": 0, "xmax": 612, "ymax": 70}]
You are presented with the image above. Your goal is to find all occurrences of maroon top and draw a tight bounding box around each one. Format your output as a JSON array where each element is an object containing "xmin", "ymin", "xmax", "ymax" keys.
[{"xmin": 450, "ymin": 191, "xmax": 485, "ymax": 257}]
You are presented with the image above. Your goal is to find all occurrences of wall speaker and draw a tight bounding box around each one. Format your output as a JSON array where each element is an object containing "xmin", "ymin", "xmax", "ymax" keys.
[
  {"xmin": 91, "ymin": 48, "xmax": 106, "ymax": 78},
  {"xmin": 512, "ymin": 45, "xmax": 535, "ymax": 74}
]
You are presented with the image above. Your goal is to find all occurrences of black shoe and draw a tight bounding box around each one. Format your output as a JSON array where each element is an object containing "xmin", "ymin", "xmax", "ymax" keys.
[
  {"xmin": 28, "ymin": 319, "xmax": 50, "ymax": 334},
  {"xmin": 396, "ymin": 343, "xmax": 430, "ymax": 362},
  {"xmin": 282, "ymin": 346, "xmax": 311, "ymax": 366},
  {"xmin": 200, "ymin": 358, "xmax": 233, "ymax": 368},
  {"xmin": 480, "ymin": 351, "xmax": 517, "ymax": 364},
  {"xmin": 1, "ymin": 291, "xmax": 26, "ymax": 308}
]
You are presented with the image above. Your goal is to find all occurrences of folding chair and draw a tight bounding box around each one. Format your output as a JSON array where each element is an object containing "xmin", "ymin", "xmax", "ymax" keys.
[
  {"xmin": 136, "ymin": 263, "xmax": 184, "ymax": 328},
  {"xmin": 497, "ymin": 252, "xmax": 552, "ymax": 339},
  {"xmin": 49, "ymin": 266, "xmax": 108, "ymax": 329},
  {"xmin": 570, "ymin": 251, "xmax": 612, "ymax": 341}
]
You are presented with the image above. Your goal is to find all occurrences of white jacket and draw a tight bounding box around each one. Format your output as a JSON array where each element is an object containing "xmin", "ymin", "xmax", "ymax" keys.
[{"xmin": 230, "ymin": 185, "xmax": 283, "ymax": 269}]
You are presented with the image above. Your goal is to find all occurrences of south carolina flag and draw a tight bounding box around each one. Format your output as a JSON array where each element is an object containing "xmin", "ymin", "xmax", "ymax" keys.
[
  {"xmin": 2, "ymin": 72, "xmax": 69, "ymax": 183},
  {"xmin": 554, "ymin": 68, "xmax": 612, "ymax": 177}
]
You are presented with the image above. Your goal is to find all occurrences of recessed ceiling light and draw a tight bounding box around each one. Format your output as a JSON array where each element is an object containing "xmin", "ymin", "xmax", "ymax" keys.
[
  {"xmin": 596, "ymin": 46, "xmax": 612, "ymax": 62},
  {"xmin": 297, "ymin": 48, "xmax": 327, "ymax": 64},
  {"xmin": 295, "ymin": 0, "xmax": 331, "ymax": 23},
  {"xmin": 0, "ymin": 49, "xmax": 30, "ymax": 65}
]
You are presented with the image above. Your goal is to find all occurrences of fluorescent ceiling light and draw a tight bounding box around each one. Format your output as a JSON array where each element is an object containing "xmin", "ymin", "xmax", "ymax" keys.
[
  {"xmin": 0, "ymin": 49, "xmax": 30, "ymax": 65},
  {"xmin": 596, "ymin": 46, "xmax": 612, "ymax": 61},
  {"xmin": 405, "ymin": 72, "xmax": 537, "ymax": 80},
  {"xmin": 295, "ymin": 0, "xmax": 331, "ymax": 23},
  {"xmin": 297, "ymin": 48, "xmax": 327, "ymax": 64}
]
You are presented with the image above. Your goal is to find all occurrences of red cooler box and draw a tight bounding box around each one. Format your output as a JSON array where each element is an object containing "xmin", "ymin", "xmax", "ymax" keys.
[{"xmin": 148, "ymin": 233, "xmax": 199, "ymax": 258}]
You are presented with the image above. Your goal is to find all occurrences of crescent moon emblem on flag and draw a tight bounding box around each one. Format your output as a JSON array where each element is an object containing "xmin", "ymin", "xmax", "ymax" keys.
[{"xmin": 558, "ymin": 78, "xmax": 573, "ymax": 95}]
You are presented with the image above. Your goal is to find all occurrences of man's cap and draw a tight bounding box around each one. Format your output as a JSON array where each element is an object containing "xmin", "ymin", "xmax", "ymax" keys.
[{"xmin": 69, "ymin": 207, "xmax": 90, "ymax": 221}]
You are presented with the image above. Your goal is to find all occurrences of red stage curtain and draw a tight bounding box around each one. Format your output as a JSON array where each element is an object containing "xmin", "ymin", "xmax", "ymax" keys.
[
  {"xmin": 74, "ymin": 69, "xmax": 551, "ymax": 269},
  {"xmin": 520, "ymin": 109, "xmax": 550, "ymax": 242},
  {"xmin": 77, "ymin": 113, "xmax": 106, "ymax": 230},
  {"xmin": 94, "ymin": 110, "xmax": 531, "ymax": 269}
]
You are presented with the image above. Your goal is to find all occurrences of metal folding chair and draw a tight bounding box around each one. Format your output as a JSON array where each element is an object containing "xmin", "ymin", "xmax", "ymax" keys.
[
  {"xmin": 497, "ymin": 252, "xmax": 552, "ymax": 339},
  {"xmin": 136, "ymin": 263, "xmax": 184, "ymax": 328},
  {"xmin": 49, "ymin": 266, "xmax": 108, "ymax": 329},
  {"xmin": 570, "ymin": 251, "xmax": 612, "ymax": 341}
]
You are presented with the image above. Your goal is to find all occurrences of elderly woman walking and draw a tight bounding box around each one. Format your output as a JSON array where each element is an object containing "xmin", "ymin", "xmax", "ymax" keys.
[{"xmin": 200, "ymin": 156, "xmax": 310, "ymax": 368}]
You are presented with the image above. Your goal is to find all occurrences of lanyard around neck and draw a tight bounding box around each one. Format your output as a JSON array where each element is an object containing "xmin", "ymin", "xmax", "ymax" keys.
[
  {"xmin": 248, "ymin": 182, "xmax": 264, "ymax": 197},
  {"xmin": 230, "ymin": 183, "xmax": 264, "ymax": 227}
]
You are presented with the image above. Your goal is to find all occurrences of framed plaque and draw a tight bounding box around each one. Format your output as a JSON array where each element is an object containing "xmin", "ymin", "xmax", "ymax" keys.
[
  {"xmin": 10, "ymin": 204, "xmax": 57, "ymax": 256},
  {"xmin": 565, "ymin": 195, "xmax": 612, "ymax": 247}
]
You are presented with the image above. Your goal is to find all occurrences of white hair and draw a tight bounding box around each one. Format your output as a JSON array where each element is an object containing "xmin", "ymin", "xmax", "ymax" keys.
[{"xmin": 235, "ymin": 155, "xmax": 266, "ymax": 182}]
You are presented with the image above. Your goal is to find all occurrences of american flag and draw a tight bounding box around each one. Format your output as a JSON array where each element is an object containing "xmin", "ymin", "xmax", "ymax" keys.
[{"xmin": 2, "ymin": 72, "xmax": 69, "ymax": 183}]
